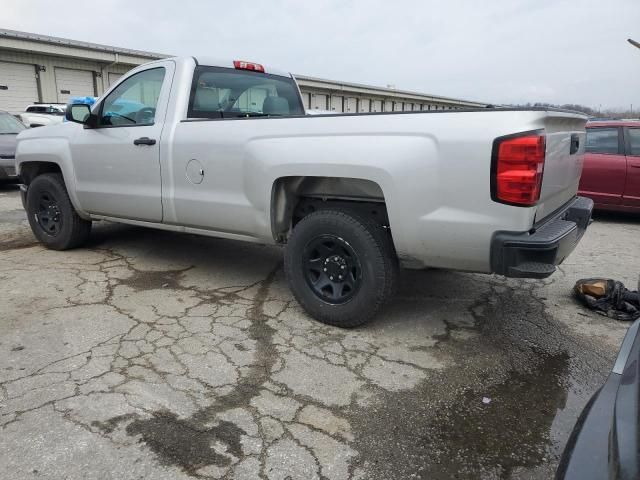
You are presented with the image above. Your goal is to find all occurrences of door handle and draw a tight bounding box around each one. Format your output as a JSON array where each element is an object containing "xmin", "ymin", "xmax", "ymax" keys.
[{"xmin": 133, "ymin": 137, "xmax": 156, "ymax": 146}]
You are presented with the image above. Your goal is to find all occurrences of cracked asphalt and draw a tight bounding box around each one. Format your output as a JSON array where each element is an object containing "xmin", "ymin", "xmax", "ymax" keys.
[{"xmin": 1, "ymin": 182, "xmax": 638, "ymax": 479}]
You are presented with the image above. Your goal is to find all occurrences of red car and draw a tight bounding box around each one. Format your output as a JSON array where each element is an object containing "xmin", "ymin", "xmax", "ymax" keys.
[{"xmin": 579, "ymin": 121, "xmax": 640, "ymax": 213}]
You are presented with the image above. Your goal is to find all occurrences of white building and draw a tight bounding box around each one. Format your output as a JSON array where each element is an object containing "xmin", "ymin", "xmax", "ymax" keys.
[{"xmin": 0, "ymin": 28, "xmax": 487, "ymax": 114}]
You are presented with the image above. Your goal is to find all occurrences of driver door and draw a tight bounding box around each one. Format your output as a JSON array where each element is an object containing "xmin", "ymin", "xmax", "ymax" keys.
[{"xmin": 71, "ymin": 62, "xmax": 174, "ymax": 221}]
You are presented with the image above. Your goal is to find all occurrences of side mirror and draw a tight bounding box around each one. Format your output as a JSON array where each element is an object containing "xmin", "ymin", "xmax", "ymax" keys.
[{"xmin": 66, "ymin": 104, "xmax": 96, "ymax": 127}]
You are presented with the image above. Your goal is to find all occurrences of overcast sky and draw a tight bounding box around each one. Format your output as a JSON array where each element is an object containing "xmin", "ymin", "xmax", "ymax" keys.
[{"xmin": 3, "ymin": 0, "xmax": 639, "ymax": 109}]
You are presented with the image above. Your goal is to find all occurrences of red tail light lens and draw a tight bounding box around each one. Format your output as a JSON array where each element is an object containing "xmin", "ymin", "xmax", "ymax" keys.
[
  {"xmin": 233, "ymin": 60, "xmax": 265, "ymax": 73},
  {"xmin": 491, "ymin": 132, "xmax": 546, "ymax": 206}
]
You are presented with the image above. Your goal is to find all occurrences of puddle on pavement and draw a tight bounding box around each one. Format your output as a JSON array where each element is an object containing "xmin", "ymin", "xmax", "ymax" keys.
[
  {"xmin": 0, "ymin": 232, "xmax": 38, "ymax": 251},
  {"xmin": 126, "ymin": 411, "xmax": 245, "ymax": 474},
  {"xmin": 95, "ymin": 265, "xmax": 281, "ymax": 476},
  {"xmin": 346, "ymin": 279, "xmax": 606, "ymax": 480},
  {"xmin": 118, "ymin": 266, "xmax": 194, "ymax": 291},
  {"xmin": 427, "ymin": 351, "xmax": 569, "ymax": 478},
  {"xmin": 346, "ymin": 351, "xmax": 570, "ymax": 479}
]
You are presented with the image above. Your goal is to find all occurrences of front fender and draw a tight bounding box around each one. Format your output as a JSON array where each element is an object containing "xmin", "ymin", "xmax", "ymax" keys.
[{"xmin": 16, "ymin": 135, "xmax": 89, "ymax": 219}]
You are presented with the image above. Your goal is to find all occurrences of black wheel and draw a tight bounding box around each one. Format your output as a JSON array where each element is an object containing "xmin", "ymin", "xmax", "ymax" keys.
[
  {"xmin": 26, "ymin": 173, "xmax": 91, "ymax": 250},
  {"xmin": 285, "ymin": 209, "xmax": 398, "ymax": 327}
]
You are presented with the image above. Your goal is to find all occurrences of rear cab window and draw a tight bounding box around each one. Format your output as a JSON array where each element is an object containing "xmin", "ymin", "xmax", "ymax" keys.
[
  {"xmin": 585, "ymin": 127, "xmax": 620, "ymax": 154},
  {"xmin": 187, "ymin": 66, "xmax": 304, "ymax": 119}
]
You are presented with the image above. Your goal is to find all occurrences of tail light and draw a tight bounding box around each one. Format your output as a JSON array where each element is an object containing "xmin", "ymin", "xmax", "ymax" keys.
[
  {"xmin": 233, "ymin": 60, "xmax": 265, "ymax": 73},
  {"xmin": 491, "ymin": 131, "xmax": 546, "ymax": 206}
]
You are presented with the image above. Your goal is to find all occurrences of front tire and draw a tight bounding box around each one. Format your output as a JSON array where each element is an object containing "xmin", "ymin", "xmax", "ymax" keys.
[
  {"xmin": 26, "ymin": 173, "xmax": 91, "ymax": 250},
  {"xmin": 284, "ymin": 209, "xmax": 398, "ymax": 327}
]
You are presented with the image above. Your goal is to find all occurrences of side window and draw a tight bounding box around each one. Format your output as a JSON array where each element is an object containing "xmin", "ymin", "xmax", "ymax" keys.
[
  {"xmin": 628, "ymin": 128, "xmax": 640, "ymax": 156},
  {"xmin": 585, "ymin": 128, "xmax": 619, "ymax": 154},
  {"xmin": 99, "ymin": 67, "xmax": 165, "ymax": 127}
]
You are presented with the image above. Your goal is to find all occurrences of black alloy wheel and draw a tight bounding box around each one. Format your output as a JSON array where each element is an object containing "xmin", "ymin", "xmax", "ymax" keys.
[
  {"xmin": 34, "ymin": 190, "xmax": 63, "ymax": 236},
  {"xmin": 26, "ymin": 173, "xmax": 92, "ymax": 250},
  {"xmin": 303, "ymin": 234, "xmax": 362, "ymax": 304},
  {"xmin": 284, "ymin": 208, "xmax": 398, "ymax": 328}
]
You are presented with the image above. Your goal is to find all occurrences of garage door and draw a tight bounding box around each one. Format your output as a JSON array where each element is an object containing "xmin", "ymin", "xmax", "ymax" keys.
[
  {"xmin": 344, "ymin": 97, "xmax": 357, "ymax": 113},
  {"xmin": 0, "ymin": 61, "xmax": 39, "ymax": 113},
  {"xmin": 108, "ymin": 72, "xmax": 123, "ymax": 86},
  {"xmin": 371, "ymin": 100, "xmax": 382, "ymax": 112},
  {"xmin": 55, "ymin": 68, "xmax": 95, "ymax": 103},
  {"xmin": 359, "ymin": 98, "xmax": 370, "ymax": 113},
  {"xmin": 330, "ymin": 95, "xmax": 343, "ymax": 112},
  {"xmin": 300, "ymin": 92, "xmax": 310, "ymax": 109},
  {"xmin": 310, "ymin": 93, "xmax": 327, "ymax": 110},
  {"xmin": 383, "ymin": 100, "xmax": 393, "ymax": 112}
]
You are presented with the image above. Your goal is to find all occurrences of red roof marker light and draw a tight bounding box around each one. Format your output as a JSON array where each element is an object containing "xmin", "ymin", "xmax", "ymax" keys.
[{"xmin": 233, "ymin": 60, "xmax": 265, "ymax": 73}]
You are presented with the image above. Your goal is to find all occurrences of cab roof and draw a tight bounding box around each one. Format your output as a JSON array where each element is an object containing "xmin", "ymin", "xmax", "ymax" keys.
[{"xmin": 192, "ymin": 56, "xmax": 292, "ymax": 78}]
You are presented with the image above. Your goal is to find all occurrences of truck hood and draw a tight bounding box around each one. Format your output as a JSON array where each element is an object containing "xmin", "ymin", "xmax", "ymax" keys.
[{"xmin": 17, "ymin": 121, "xmax": 77, "ymax": 141}]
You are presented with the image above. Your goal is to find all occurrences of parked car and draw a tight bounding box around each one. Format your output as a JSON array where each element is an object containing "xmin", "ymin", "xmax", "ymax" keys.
[
  {"xmin": 19, "ymin": 103, "xmax": 66, "ymax": 128},
  {"xmin": 578, "ymin": 121, "xmax": 640, "ymax": 213},
  {"xmin": 0, "ymin": 110, "xmax": 26, "ymax": 181},
  {"xmin": 557, "ymin": 319, "xmax": 640, "ymax": 480},
  {"xmin": 306, "ymin": 109, "xmax": 333, "ymax": 115},
  {"xmin": 15, "ymin": 56, "xmax": 593, "ymax": 326}
]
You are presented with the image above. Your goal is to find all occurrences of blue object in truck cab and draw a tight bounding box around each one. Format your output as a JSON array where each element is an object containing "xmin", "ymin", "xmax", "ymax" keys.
[
  {"xmin": 104, "ymin": 99, "xmax": 146, "ymax": 117},
  {"xmin": 64, "ymin": 97, "xmax": 98, "ymax": 122},
  {"xmin": 63, "ymin": 97, "xmax": 146, "ymax": 122}
]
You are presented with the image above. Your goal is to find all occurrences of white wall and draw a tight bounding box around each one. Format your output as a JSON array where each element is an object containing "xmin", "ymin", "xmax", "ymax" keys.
[{"xmin": 0, "ymin": 50, "xmax": 139, "ymax": 104}]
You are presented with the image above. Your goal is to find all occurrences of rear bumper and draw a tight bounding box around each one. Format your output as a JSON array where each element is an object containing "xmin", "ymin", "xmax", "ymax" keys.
[{"xmin": 490, "ymin": 196, "xmax": 593, "ymax": 279}]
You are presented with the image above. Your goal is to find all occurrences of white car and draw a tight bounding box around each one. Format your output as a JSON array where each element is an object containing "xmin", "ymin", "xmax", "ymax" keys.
[
  {"xmin": 15, "ymin": 56, "xmax": 593, "ymax": 327},
  {"xmin": 306, "ymin": 109, "xmax": 334, "ymax": 115},
  {"xmin": 19, "ymin": 103, "xmax": 66, "ymax": 128}
]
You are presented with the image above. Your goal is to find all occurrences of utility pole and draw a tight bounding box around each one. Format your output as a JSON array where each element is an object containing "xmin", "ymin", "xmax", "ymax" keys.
[{"xmin": 627, "ymin": 41, "xmax": 638, "ymax": 118}]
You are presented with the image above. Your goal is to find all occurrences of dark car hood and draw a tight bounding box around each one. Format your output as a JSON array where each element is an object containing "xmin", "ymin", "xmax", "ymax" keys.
[{"xmin": 0, "ymin": 134, "xmax": 18, "ymax": 158}]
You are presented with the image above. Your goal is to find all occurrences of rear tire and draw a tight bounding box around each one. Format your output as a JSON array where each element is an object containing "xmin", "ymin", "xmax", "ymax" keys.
[
  {"xmin": 284, "ymin": 208, "xmax": 398, "ymax": 327},
  {"xmin": 26, "ymin": 173, "xmax": 91, "ymax": 250}
]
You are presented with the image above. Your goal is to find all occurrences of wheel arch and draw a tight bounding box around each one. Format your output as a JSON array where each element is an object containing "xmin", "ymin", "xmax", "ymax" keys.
[
  {"xmin": 270, "ymin": 175, "xmax": 393, "ymax": 243},
  {"xmin": 18, "ymin": 159, "xmax": 89, "ymax": 219},
  {"xmin": 19, "ymin": 161, "xmax": 63, "ymax": 185}
]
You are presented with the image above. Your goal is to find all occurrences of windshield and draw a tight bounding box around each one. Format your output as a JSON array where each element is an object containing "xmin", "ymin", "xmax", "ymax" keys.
[
  {"xmin": 188, "ymin": 66, "xmax": 304, "ymax": 119},
  {"xmin": 0, "ymin": 113, "xmax": 26, "ymax": 134}
]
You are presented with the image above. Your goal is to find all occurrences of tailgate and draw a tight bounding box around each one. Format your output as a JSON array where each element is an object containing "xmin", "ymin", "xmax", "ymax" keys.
[{"xmin": 536, "ymin": 112, "xmax": 588, "ymax": 221}]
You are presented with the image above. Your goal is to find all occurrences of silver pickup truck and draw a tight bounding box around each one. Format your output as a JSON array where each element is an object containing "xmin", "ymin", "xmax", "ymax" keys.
[{"xmin": 15, "ymin": 56, "xmax": 593, "ymax": 327}]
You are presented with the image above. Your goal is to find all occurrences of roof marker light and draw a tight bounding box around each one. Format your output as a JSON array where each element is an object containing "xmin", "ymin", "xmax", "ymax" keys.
[{"xmin": 233, "ymin": 60, "xmax": 265, "ymax": 73}]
